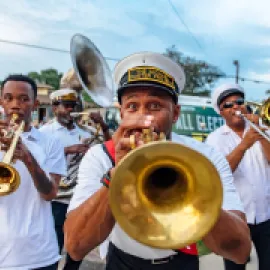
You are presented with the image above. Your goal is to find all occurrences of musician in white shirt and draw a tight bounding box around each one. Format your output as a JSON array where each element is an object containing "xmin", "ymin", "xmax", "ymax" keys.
[
  {"xmin": 40, "ymin": 88, "xmax": 110, "ymax": 270},
  {"xmin": 206, "ymin": 83, "xmax": 270, "ymax": 270},
  {"xmin": 64, "ymin": 52, "xmax": 251, "ymax": 270},
  {"xmin": 0, "ymin": 74, "xmax": 66, "ymax": 270}
]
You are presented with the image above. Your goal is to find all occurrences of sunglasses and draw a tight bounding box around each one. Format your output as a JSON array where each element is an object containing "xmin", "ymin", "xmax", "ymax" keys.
[
  {"xmin": 221, "ymin": 98, "xmax": 245, "ymax": 110},
  {"xmin": 62, "ymin": 102, "xmax": 77, "ymax": 109}
]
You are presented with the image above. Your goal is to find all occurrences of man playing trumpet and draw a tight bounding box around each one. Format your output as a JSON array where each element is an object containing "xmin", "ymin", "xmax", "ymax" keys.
[
  {"xmin": 206, "ymin": 84, "xmax": 270, "ymax": 270},
  {"xmin": 0, "ymin": 74, "xmax": 66, "ymax": 270},
  {"xmin": 64, "ymin": 52, "xmax": 251, "ymax": 269}
]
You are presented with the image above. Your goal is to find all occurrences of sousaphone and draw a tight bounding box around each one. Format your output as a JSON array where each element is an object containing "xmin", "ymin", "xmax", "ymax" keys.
[{"xmin": 69, "ymin": 33, "xmax": 115, "ymax": 108}]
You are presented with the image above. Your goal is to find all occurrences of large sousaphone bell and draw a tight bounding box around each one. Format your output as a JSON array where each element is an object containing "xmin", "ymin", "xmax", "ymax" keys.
[
  {"xmin": 70, "ymin": 34, "xmax": 114, "ymax": 108},
  {"xmin": 110, "ymin": 132, "xmax": 223, "ymax": 249}
]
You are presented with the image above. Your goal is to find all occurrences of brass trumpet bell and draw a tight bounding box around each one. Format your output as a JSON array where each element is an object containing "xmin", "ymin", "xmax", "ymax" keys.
[
  {"xmin": 246, "ymin": 98, "xmax": 270, "ymax": 126},
  {"xmin": 0, "ymin": 163, "xmax": 20, "ymax": 195},
  {"xmin": 109, "ymin": 141, "xmax": 223, "ymax": 249},
  {"xmin": 0, "ymin": 114, "xmax": 24, "ymax": 196},
  {"xmin": 261, "ymin": 98, "xmax": 270, "ymax": 126}
]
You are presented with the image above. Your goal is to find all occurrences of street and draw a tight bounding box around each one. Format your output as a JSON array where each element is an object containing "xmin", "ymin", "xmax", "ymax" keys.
[{"xmin": 59, "ymin": 247, "xmax": 258, "ymax": 270}]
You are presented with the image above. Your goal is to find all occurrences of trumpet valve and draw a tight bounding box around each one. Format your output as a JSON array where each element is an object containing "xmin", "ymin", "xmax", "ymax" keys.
[
  {"xmin": 0, "ymin": 183, "xmax": 10, "ymax": 193},
  {"xmin": 235, "ymin": 111, "xmax": 242, "ymax": 117},
  {"xmin": 159, "ymin": 132, "xmax": 166, "ymax": 141},
  {"xmin": 142, "ymin": 129, "xmax": 152, "ymax": 143}
]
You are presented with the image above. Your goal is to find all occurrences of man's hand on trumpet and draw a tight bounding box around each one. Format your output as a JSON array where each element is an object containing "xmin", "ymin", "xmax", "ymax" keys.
[
  {"xmin": 89, "ymin": 112, "xmax": 107, "ymax": 129},
  {"xmin": 112, "ymin": 115, "xmax": 161, "ymax": 165},
  {"xmin": 0, "ymin": 119, "xmax": 17, "ymax": 138},
  {"xmin": 0, "ymin": 119, "xmax": 29, "ymax": 162},
  {"xmin": 240, "ymin": 128, "xmax": 266, "ymax": 150}
]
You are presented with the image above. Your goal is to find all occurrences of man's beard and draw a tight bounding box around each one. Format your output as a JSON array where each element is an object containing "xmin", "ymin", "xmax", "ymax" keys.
[{"xmin": 58, "ymin": 115, "xmax": 74, "ymax": 126}]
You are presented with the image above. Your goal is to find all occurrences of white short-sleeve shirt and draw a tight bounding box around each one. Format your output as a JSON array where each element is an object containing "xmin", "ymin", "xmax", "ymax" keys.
[
  {"xmin": 40, "ymin": 119, "xmax": 91, "ymax": 203},
  {"xmin": 39, "ymin": 119, "xmax": 90, "ymax": 148},
  {"xmin": 206, "ymin": 124, "xmax": 270, "ymax": 224},
  {"xmin": 68, "ymin": 133, "xmax": 243, "ymax": 260},
  {"xmin": 0, "ymin": 127, "xmax": 67, "ymax": 270}
]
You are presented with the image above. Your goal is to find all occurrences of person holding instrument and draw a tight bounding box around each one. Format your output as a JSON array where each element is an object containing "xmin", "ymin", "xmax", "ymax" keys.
[
  {"xmin": 0, "ymin": 74, "xmax": 66, "ymax": 270},
  {"xmin": 64, "ymin": 53, "xmax": 251, "ymax": 270},
  {"xmin": 40, "ymin": 88, "xmax": 110, "ymax": 270},
  {"xmin": 206, "ymin": 84, "xmax": 270, "ymax": 270}
]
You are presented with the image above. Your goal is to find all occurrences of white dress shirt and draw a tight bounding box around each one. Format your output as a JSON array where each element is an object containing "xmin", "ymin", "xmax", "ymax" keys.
[
  {"xmin": 40, "ymin": 119, "xmax": 91, "ymax": 204},
  {"xmin": 0, "ymin": 127, "xmax": 67, "ymax": 270},
  {"xmin": 68, "ymin": 133, "xmax": 243, "ymax": 260},
  {"xmin": 39, "ymin": 119, "xmax": 90, "ymax": 148},
  {"xmin": 206, "ymin": 124, "xmax": 270, "ymax": 224}
]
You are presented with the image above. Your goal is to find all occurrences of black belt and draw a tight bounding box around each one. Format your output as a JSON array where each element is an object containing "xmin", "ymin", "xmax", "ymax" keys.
[
  {"xmin": 150, "ymin": 255, "xmax": 176, "ymax": 265},
  {"xmin": 109, "ymin": 242, "xmax": 191, "ymax": 266}
]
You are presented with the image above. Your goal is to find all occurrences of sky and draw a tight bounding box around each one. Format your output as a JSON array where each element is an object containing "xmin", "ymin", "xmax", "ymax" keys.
[{"xmin": 0, "ymin": 0, "xmax": 270, "ymax": 102}]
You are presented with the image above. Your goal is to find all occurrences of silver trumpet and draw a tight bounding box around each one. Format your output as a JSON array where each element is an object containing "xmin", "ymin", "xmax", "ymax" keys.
[{"xmin": 235, "ymin": 111, "xmax": 270, "ymax": 142}]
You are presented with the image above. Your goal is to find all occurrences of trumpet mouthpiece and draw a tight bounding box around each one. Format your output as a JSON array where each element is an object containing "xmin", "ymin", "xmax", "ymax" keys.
[
  {"xmin": 70, "ymin": 112, "xmax": 81, "ymax": 117},
  {"xmin": 235, "ymin": 111, "xmax": 242, "ymax": 116}
]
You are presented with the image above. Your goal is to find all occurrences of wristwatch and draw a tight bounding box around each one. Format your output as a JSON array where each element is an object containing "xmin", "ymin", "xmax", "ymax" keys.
[{"xmin": 101, "ymin": 169, "xmax": 112, "ymax": 188}]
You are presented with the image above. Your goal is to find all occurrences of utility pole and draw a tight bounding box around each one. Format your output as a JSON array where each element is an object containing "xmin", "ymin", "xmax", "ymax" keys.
[{"xmin": 233, "ymin": 60, "xmax": 240, "ymax": 84}]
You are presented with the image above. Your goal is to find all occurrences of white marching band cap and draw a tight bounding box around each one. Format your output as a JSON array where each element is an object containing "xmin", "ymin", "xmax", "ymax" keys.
[
  {"xmin": 113, "ymin": 52, "xmax": 186, "ymax": 103},
  {"xmin": 49, "ymin": 88, "xmax": 78, "ymax": 102},
  {"xmin": 212, "ymin": 83, "xmax": 245, "ymax": 114}
]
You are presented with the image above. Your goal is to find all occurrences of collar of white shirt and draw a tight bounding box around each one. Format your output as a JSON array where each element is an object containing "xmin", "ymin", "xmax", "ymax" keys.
[{"xmin": 51, "ymin": 119, "xmax": 82, "ymax": 134}]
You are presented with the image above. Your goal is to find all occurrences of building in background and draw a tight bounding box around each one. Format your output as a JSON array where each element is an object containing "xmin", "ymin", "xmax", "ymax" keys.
[{"xmin": 32, "ymin": 83, "xmax": 54, "ymax": 126}]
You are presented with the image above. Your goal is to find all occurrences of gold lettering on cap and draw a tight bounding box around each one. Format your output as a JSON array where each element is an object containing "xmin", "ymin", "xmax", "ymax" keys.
[{"xmin": 127, "ymin": 66, "xmax": 176, "ymax": 91}]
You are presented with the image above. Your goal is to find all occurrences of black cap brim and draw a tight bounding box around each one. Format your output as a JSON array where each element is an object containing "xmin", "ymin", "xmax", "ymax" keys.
[
  {"xmin": 217, "ymin": 89, "xmax": 245, "ymax": 107},
  {"xmin": 117, "ymin": 83, "xmax": 178, "ymax": 104}
]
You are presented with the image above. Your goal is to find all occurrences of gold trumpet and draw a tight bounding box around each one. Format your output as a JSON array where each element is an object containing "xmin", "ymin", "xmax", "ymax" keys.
[
  {"xmin": 246, "ymin": 98, "xmax": 270, "ymax": 127},
  {"xmin": 235, "ymin": 98, "xmax": 270, "ymax": 143},
  {"xmin": 109, "ymin": 129, "xmax": 223, "ymax": 249},
  {"xmin": 0, "ymin": 114, "xmax": 25, "ymax": 196}
]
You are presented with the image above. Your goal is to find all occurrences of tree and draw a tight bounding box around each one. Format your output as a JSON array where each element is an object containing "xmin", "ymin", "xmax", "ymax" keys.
[
  {"xmin": 266, "ymin": 89, "xmax": 270, "ymax": 95},
  {"xmin": 164, "ymin": 46, "xmax": 225, "ymax": 96},
  {"xmin": 28, "ymin": 68, "xmax": 63, "ymax": 90}
]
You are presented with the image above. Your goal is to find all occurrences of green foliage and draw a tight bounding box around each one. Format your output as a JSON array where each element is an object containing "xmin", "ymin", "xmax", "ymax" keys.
[
  {"xmin": 28, "ymin": 68, "xmax": 63, "ymax": 90},
  {"xmin": 82, "ymin": 90, "xmax": 94, "ymax": 103},
  {"xmin": 164, "ymin": 46, "xmax": 225, "ymax": 96}
]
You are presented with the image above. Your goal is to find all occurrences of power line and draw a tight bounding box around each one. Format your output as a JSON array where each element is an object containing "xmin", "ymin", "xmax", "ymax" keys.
[
  {"xmin": 167, "ymin": 0, "xmax": 205, "ymax": 54},
  {"xmin": 223, "ymin": 75, "xmax": 270, "ymax": 85},
  {"xmin": 202, "ymin": 73, "xmax": 270, "ymax": 86},
  {"xmin": 0, "ymin": 38, "xmax": 120, "ymax": 62},
  {"xmin": 0, "ymin": 38, "xmax": 269, "ymax": 86}
]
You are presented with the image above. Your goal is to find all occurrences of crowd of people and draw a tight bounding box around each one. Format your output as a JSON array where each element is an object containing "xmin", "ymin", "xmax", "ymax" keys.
[{"xmin": 0, "ymin": 50, "xmax": 269, "ymax": 270}]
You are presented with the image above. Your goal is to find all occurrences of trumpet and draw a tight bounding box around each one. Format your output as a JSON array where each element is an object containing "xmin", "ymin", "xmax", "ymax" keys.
[
  {"xmin": 234, "ymin": 98, "xmax": 270, "ymax": 143},
  {"xmin": 246, "ymin": 98, "xmax": 270, "ymax": 127},
  {"xmin": 0, "ymin": 114, "xmax": 25, "ymax": 196},
  {"xmin": 235, "ymin": 111, "xmax": 270, "ymax": 142},
  {"xmin": 109, "ymin": 129, "xmax": 223, "ymax": 249},
  {"xmin": 70, "ymin": 112, "xmax": 89, "ymax": 117}
]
